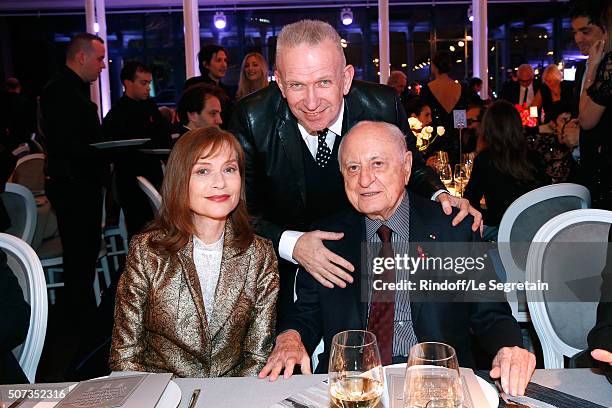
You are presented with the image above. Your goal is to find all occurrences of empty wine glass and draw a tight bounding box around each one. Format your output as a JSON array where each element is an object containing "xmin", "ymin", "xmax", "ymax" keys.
[
  {"xmin": 329, "ymin": 330, "xmax": 385, "ymax": 408},
  {"xmin": 403, "ymin": 342, "xmax": 464, "ymax": 408},
  {"xmin": 439, "ymin": 164, "xmax": 453, "ymax": 187}
]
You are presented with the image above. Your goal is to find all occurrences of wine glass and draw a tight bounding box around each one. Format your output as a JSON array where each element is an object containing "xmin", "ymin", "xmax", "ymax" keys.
[
  {"xmin": 329, "ymin": 330, "xmax": 385, "ymax": 408},
  {"xmin": 403, "ymin": 342, "xmax": 464, "ymax": 408},
  {"xmin": 453, "ymin": 164, "xmax": 468, "ymax": 194},
  {"xmin": 461, "ymin": 153, "xmax": 474, "ymax": 176},
  {"xmin": 439, "ymin": 164, "xmax": 453, "ymax": 187}
]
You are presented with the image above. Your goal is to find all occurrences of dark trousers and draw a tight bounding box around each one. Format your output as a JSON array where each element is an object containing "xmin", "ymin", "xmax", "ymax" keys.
[
  {"xmin": 46, "ymin": 178, "xmax": 103, "ymax": 329},
  {"xmin": 113, "ymin": 157, "xmax": 163, "ymax": 241}
]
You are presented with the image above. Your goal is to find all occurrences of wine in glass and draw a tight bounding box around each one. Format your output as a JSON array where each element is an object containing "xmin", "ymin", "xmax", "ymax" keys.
[
  {"xmin": 439, "ymin": 164, "xmax": 453, "ymax": 188},
  {"xmin": 329, "ymin": 330, "xmax": 385, "ymax": 408},
  {"xmin": 453, "ymin": 164, "xmax": 468, "ymax": 195},
  {"xmin": 403, "ymin": 342, "xmax": 464, "ymax": 408}
]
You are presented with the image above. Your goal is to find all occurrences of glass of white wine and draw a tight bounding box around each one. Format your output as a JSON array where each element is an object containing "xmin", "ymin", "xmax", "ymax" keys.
[
  {"xmin": 403, "ymin": 342, "xmax": 464, "ymax": 408},
  {"xmin": 329, "ymin": 330, "xmax": 385, "ymax": 408},
  {"xmin": 439, "ymin": 164, "xmax": 453, "ymax": 188}
]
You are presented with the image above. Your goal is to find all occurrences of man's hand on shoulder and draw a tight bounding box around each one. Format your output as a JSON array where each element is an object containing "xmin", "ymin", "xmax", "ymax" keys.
[
  {"xmin": 293, "ymin": 230, "xmax": 355, "ymax": 288},
  {"xmin": 259, "ymin": 330, "xmax": 312, "ymax": 381},
  {"xmin": 437, "ymin": 192, "xmax": 482, "ymax": 233},
  {"xmin": 490, "ymin": 346, "xmax": 536, "ymax": 396}
]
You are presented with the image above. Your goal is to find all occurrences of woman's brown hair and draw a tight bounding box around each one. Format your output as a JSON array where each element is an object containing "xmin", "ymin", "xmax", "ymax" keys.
[{"xmin": 147, "ymin": 126, "xmax": 253, "ymax": 254}]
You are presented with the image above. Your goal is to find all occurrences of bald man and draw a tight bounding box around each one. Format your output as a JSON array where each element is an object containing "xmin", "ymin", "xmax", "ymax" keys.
[{"xmin": 500, "ymin": 64, "xmax": 540, "ymax": 106}]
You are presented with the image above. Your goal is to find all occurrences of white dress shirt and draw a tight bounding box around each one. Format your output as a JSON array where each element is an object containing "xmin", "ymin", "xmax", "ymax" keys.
[{"xmin": 519, "ymin": 84, "xmax": 535, "ymax": 105}]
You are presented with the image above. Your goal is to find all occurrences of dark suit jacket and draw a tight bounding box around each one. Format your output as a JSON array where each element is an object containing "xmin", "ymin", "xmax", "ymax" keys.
[
  {"xmin": 40, "ymin": 66, "xmax": 109, "ymax": 186},
  {"xmin": 588, "ymin": 226, "xmax": 612, "ymax": 353},
  {"xmin": 0, "ymin": 251, "xmax": 30, "ymax": 384},
  {"xmin": 500, "ymin": 80, "xmax": 541, "ymax": 106},
  {"xmin": 279, "ymin": 192, "xmax": 523, "ymax": 372},
  {"xmin": 229, "ymin": 81, "xmax": 444, "ymax": 254}
]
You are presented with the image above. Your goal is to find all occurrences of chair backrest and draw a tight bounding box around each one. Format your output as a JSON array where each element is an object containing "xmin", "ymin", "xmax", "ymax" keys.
[
  {"xmin": 10, "ymin": 153, "xmax": 46, "ymax": 196},
  {"xmin": 1, "ymin": 183, "xmax": 38, "ymax": 245},
  {"xmin": 526, "ymin": 209, "xmax": 612, "ymax": 368},
  {"xmin": 0, "ymin": 233, "xmax": 48, "ymax": 383},
  {"xmin": 498, "ymin": 183, "xmax": 590, "ymax": 283},
  {"xmin": 136, "ymin": 176, "xmax": 162, "ymax": 215}
]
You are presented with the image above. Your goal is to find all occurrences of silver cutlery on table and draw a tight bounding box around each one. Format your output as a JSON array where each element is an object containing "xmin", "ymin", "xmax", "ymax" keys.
[{"xmin": 187, "ymin": 388, "xmax": 201, "ymax": 408}]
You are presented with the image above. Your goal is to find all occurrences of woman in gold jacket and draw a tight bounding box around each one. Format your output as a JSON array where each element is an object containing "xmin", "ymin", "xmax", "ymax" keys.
[{"xmin": 109, "ymin": 127, "xmax": 279, "ymax": 377}]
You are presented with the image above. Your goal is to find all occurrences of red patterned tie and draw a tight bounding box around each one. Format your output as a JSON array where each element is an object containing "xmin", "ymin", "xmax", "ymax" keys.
[{"xmin": 367, "ymin": 225, "xmax": 395, "ymax": 365}]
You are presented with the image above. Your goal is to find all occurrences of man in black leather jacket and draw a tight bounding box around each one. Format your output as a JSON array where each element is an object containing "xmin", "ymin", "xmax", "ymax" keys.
[{"xmin": 230, "ymin": 20, "xmax": 480, "ymax": 319}]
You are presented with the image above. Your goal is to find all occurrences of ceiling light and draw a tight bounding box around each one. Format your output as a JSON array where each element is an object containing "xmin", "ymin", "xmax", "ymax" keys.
[
  {"xmin": 458, "ymin": 41, "xmax": 465, "ymax": 47},
  {"xmin": 449, "ymin": 45, "xmax": 456, "ymax": 52},
  {"xmin": 467, "ymin": 5, "xmax": 474, "ymax": 22},
  {"xmin": 341, "ymin": 8, "xmax": 353, "ymax": 26},
  {"xmin": 214, "ymin": 12, "xmax": 227, "ymax": 30}
]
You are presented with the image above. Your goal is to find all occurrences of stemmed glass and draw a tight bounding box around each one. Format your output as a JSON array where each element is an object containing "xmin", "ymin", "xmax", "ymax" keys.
[
  {"xmin": 439, "ymin": 164, "xmax": 453, "ymax": 188},
  {"xmin": 453, "ymin": 164, "xmax": 469, "ymax": 195},
  {"xmin": 403, "ymin": 342, "xmax": 464, "ymax": 408},
  {"xmin": 329, "ymin": 330, "xmax": 385, "ymax": 408}
]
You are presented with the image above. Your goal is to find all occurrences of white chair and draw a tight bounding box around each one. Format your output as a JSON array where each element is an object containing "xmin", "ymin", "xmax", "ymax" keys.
[
  {"xmin": 0, "ymin": 233, "xmax": 47, "ymax": 383},
  {"xmin": 497, "ymin": 183, "xmax": 590, "ymax": 322},
  {"xmin": 526, "ymin": 209, "xmax": 612, "ymax": 368},
  {"xmin": 1, "ymin": 183, "xmax": 38, "ymax": 245},
  {"xmin": 136, "ymin": 176, "xmax": 162, "ymax": 215}
]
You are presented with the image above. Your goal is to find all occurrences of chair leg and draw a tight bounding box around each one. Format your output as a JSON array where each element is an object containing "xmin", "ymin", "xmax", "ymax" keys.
[
  {"xmin": 93, "ymin": 272, "xmax": 101, "ymax": 307},
  {"xmin": 101, "ymin": 255, "xmax": 111, "ymax": 288}
]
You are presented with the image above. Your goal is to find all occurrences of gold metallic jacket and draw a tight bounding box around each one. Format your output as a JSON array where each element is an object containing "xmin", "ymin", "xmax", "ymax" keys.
[{"xmin": 109, "ymin": 222, "xmax": 279, "ymax": 377}]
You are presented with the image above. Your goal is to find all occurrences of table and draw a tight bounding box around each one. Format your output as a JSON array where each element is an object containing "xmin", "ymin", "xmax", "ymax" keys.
[{"xmin": 174, "ymin": 369, "xmax": 612, "ymax": 407}]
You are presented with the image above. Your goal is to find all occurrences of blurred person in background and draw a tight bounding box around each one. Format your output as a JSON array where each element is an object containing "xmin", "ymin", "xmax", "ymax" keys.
[
  {"xmin": 531, "ymin": 64, "xmax": 575, "ymax": 123},
  {"xmin": 172, "ymin": 83, "xmax": 226, "ymax": 144},
  {"xmin": 236, "ymin": 52, "xmax": 269, "ymax": 100},
  {"xmin": 464, "ymin": 101, "xmax": 548, "ymax": 240},
  {"xmin": 420, "ymin": 52, "xmax": 466, "ymax": 164},
  {"xmin": 578, "ymin": 0, "xmax": 612, "ymax": 210},
  {"xmin": 102, "ymin": 61, "xmax": 169, "ymax": 239}
]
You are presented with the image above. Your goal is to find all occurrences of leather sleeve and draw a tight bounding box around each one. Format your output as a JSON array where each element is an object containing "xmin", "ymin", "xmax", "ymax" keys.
[
  {"xmin": 276, "ymin": 267, "xmax": 323, "ymax": 356},
  {"xmin": 228, "ymin": 104, "xmax": 286, "ymax": 253}
]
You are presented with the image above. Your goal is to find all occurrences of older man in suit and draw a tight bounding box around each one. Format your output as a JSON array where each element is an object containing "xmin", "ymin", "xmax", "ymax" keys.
[
  {"xmin": 260, "ymin": 121, "xmax": 535, "ymax": 397},
  {"xmin": 500, "ymin": 64, "xmax": 540, "ymax": 106},
  {"xmin": 230, "ymin": 20, "xmax": 481, "ymax": 320}
]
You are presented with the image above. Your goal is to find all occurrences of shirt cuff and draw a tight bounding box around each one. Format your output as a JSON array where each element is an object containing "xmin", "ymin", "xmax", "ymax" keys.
[
  {"xmin": 279, "ymin": 230, "xmax": 305, "ymax": 264},
  {"xmin": 431, "ymin": 189, "xmax": 448, "ymax": 201}
]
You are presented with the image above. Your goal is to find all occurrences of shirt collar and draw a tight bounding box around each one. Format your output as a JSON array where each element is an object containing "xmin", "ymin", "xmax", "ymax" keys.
[{"xmin": 364, "ymin": 191, "xmax": 410, "ymax": 241}]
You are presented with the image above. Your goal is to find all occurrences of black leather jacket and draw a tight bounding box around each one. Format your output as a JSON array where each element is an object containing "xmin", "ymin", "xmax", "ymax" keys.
[{"xmin": 229, "ymin": 80, "xmax": 445, "ymax": 252}]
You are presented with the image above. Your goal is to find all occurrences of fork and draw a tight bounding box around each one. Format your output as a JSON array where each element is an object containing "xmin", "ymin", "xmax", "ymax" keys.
[{"xmin": 494, "ymin": 380, "xmax": 535, "ymax": 408}]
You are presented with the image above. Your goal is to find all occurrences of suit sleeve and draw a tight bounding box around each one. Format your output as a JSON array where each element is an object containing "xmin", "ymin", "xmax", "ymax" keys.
[
  {"xmin": 228, "ymin": 104, "xmax": 287, "ymax": 252},
  {"xmin": 395, "ymin": 95, "xmax": 446, "ymax": 197},
  {"xmin": 0, "ymin": 255, "xmax": 30, "ymax": 353},
  {"xmin": 239, "ymin": 240, "xmax": 280, "ymax": 376},
  {"xmin": 276, "ymin": 267, "xmax": 324, "ymax": 355},
  {"xmin": 466, "ymin": 229, "xmax": 523, "ymax": 357},
  {"xmin": 588, "ymin": 228, "xmax": 612, "ymax": 352},
  {"xmin": 109, "ymin": 236, "xmax": 151, "ymax": 372}
]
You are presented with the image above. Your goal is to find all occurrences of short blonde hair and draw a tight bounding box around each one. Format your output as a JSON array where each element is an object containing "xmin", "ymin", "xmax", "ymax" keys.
[
  {"xmin": 276, "ymin": 20, "xmax": 346, "ymax": 69},
  {"xmin": 542, "ymin": 64, "xmax": 562, "ymax": 83}
]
